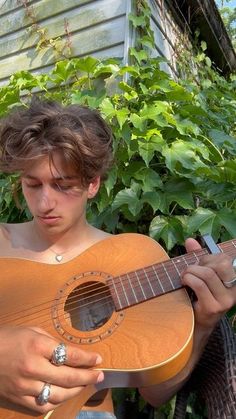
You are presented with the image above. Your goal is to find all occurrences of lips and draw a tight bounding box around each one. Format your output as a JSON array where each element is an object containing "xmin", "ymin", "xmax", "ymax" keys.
[{"xmin": 37, "ymin": 215, "xmax": 61, "ymax": 225}]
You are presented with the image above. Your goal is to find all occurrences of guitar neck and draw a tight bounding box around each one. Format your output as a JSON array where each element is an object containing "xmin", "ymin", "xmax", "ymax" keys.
[{"xmin": 108, "ymin": 239, "xmax": 236, "ymax": 310}]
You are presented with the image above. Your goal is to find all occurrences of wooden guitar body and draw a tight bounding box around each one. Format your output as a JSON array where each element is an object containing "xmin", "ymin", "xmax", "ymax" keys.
[{"xmin": 0, "ymin": 233, "xmax": 194, "ymax": 418}]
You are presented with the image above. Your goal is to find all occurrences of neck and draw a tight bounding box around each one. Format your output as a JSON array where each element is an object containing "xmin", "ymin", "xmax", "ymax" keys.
[
  {"xmin": 108, "ymin": 238, "xmax": 236, "ymax": 311},
  {"xmin": 31, "ymin": 218, "xmax": 90, "ymax": 254}
]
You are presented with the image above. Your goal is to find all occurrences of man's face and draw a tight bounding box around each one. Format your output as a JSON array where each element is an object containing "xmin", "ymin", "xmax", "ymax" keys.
[{"xmin": 21, "ymin": 152, "xmax": 100, "ymax": 236}]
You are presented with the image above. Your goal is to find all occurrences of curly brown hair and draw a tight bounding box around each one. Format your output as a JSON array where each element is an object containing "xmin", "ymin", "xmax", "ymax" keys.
[{"xmin": 0, "ymin": 98, "xmax": 113, "ymax": 186}]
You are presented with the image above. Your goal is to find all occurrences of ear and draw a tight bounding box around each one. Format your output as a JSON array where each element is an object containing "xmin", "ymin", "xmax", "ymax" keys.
[{"xmin": 87, "ymin": 177, "xmax": 100, "ymax": 199}]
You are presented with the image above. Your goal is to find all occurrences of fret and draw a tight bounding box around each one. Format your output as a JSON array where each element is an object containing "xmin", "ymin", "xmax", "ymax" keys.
[
  {"xmin": 120, "ymin": 276, "xmax": 130, "ymax": 306},
  {"xmin": 109, "ymin": 279, "xmax": 123, "ymax": 310},
  {"xmin": 220, "ymin": 240, "xmax": 236, "ymax": 258},
  {"xmin": 173, "ymin": 259, "xmax": 182, "ymax": 275},
  {"xmin": 162, "ymin": 262, "xmax": 174, "ymax": 289},
  {"xmin": 127, "ymin": 273, "xmax": 138, "ymax": 304},
  {"xmin": 107, "ymin": 236, "xmax": 236, "ymax": 312},
  {"xmin": 143, "ymin": 267, "xmax": 155, "ymax": 297},
  {"xmin": 135, "ymin": 271, "xmax": 146, "ymax": 300},
  {"xmin": 193, "ymin": 252, "xmax": 200, "ymax": 263},
  {"xmin": 151, "ymin": 265, "xmax": 165, "ymax": 293}
]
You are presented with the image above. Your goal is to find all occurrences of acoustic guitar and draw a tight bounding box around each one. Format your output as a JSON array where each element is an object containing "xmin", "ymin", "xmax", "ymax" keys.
[{"xmin": 0, "ymin": 233, "xmax": 234, "ymax": 418}]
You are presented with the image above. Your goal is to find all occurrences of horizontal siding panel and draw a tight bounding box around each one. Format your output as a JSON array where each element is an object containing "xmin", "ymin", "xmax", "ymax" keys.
[
  {"xmin": 148, "ymin": 0, "xmax": 183, "ymax": 76},
  {"xmin": 0, "ymin": 0, "xmax": 123, "ymax": 37},
  {"xmin": 0, "ymin": 0, "xmax": 37, "ymax": 16},
  {"xmin": 0, "ymin": 44, "xmax": 124, "ymax": 87},
  {"xmin": 0, "ymin": 0, "xmax": 126, "ymax": 59},
  {"xmin": 0, "ymin": 16, "xmax": 125, "ymax": 82}
]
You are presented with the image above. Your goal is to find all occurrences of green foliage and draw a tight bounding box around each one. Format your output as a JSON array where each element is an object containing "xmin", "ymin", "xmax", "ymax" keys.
[
  {"xmin": 0, "ymin": 2, "xmax": 235, "ymax": 418},
  {"xmin": 217, "ymin": 3, "xmax": 236, "ymax": 50},
  {"xmin": 0, "ymin": 22, "xmax": 236, "ymax": 255}
]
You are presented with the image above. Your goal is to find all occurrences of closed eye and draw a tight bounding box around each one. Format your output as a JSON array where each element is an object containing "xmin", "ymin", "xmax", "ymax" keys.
[
  {"xmin": 54, "ymin": 183, "xmax": 72, "ymax": 191},
  {"xmin": 25, "ymin": 183, "xmax": 41, "ymax": 188}
]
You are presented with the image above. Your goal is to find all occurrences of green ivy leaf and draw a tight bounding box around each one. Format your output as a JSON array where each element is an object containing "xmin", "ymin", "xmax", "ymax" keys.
[
  {"xmin": 218, "ymin": 160, "xmax": 236, "ymax": 183},
  {"xmin": 137, "ymin": 134, "xmax": 164, "ymax": 166},
  {"xmin": 100, "ymin": 98, "xmax": 116, "ymax": 118},
  {"xmin": 149, "ymin": 216, "xmax": 184, "ymax": 250},
  {"xmin": 93, "ymin": 64, "xmax": 120, "ymax": 78},
  {"xmin": 104, "ymin": 166, "xmax": 117, "ymax": 196},
  {"xmin": 134, "ymin": 167, "xmax": 163, "ymax": 191},
  {"xmin": 51, "ymin": 60, "xmax": 75, "ymax": 82},
  {"xmin": 129, "ymin": 48, "xmax": 148, "ymax": 64},
  {"xmin": 187, "ymin": 208, "xmax": 220, "ymax": 236},
  {"xmin": 174, "ymin": 117, "xmax": 201, "ymax": 136},
  {"xmin": 128, "ymin": 13, "xmax": 147, "ymax": 28},
  {"xmin": 72, "ymin": 56, "xmax": 99, "ymax": 73},
  {"xmin": 162, "ymin": 140, "xmax": 208, "ymax": 173},
  {"xmin": 116, "ymin": 108, "xmax": 129, "ymax": 129},
  {"xmin": 208, "ymin": 129, "xmax": 236, "ymax": 153},
  {"xmin": 112, "ymin": 187, "xmax": 142, "ymax": 216},
  {"xmin": 140, "ymin": 101, "xmax": 170, "ymax": 119},
  {"xmin": 218, "ymin": 208, "xmax": 236, "ymax": 238},
  {"xmin": 130, "ymin": 114, "xmax": 146, "ymax": 130},
  {"xmin": 141, "ymin": 191, "xmax": 162, "ymax": 211},
  {"xmin": 165, "ymin": 82, "xmax": 193, "ymax": 101},
  {"xmin": 164, "ymin": 179, "xmax": 195, "ymax": 209}
]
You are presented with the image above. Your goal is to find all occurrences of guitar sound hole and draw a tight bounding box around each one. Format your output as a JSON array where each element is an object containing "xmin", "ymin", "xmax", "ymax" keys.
[{"xmin": 64, "ymin": 281, "xmax": 115, "ymax": 331}]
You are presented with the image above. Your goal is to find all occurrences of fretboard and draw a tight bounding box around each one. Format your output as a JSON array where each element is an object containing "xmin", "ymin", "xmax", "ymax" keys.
[{"xmin": 108, "ymin": 239, "xmax": 236, "ymax": 310}]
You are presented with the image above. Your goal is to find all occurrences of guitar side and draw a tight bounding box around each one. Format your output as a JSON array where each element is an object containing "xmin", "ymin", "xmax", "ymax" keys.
[{"xmin": 0, "ymin": 233, "xmax": 194, "ymax": 419}]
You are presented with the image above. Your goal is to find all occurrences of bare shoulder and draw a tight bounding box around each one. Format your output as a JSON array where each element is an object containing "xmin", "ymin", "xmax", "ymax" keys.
[
  {"xmin": 89, "ymin": 225, "xmax": 111, "ymax": 242},
  {"xmin": 0, "ymin": 223, "xmax": 11, "ymax": 242},
  {"xmin": 0, "ymin": 222, "xmax": 31, "ymax": 256}
]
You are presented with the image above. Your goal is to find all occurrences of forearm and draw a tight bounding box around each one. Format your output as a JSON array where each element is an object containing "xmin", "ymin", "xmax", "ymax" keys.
[{"xmin": 139, "ymin": 325, "xmax": 214, "ymax": 407}]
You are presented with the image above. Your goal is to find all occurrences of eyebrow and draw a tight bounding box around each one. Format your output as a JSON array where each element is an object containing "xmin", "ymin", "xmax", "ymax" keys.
[{"xmin": 24, "ymin": 175, "xmax": 79, "ymax": 180}]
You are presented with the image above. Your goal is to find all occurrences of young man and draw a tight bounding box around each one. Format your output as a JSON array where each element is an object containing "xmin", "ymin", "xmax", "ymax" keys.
[{"xmin": 0, "ymin": 99, "xmax": 235, "ymax": 418}]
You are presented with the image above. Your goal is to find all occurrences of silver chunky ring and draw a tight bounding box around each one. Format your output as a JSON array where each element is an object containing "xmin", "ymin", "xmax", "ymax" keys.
[
  {"xmin": 36, "ymin": 383, "xmax": 51, "ymax": 405},
  {"xmin": 224, "ymin": 277, "xmax": 236, "ymax": 288},
  {"xmin": 51, "ymin": 342, "xmax": 67, "ymax": 366}
]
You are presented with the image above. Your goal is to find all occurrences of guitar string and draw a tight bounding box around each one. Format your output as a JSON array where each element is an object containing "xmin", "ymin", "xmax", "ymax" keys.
[
  {"xmin": 0, "ymin": 253, "xmax": 194, "ymax": 319},
  {"xmin": 4, "ymin": 296, "xmax": 115, "ymax": 329},
  {"xmin": 0, "ymin": 268, "xmax": 182, "ymax": 327},
  {"xmin": 0, "ymin": 244, "xmax": 234, "ymax": 326},
  {"xmin": 0, "ymin": 247, "xmax": 227, "ymax": 327},
  {"xmin": 0, "ymin": 251, "xmax": 202, "ymax": 324},
  {"xmin": 1, "ymin": 269, "xmax": 192, "ymax": 330},
  {"xmin": 0, "ymin": 264, "xmax": 191, "ymax": 327},
  {"xmin": 1, "ymin": 243, "xmax": 235, "ymax": 326}
]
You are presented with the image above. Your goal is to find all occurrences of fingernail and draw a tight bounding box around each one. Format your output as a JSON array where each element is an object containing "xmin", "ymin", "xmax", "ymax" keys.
[
  {"xmin": 95, "ymin": 355, "xmax": 103, "ymax": 365},
  {"xmin": 97, "ymin": 372, "xmax": 104, "ymax": 383}
]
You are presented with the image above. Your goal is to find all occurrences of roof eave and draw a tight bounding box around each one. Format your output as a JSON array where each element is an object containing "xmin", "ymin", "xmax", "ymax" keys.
[{"xmin": 170, "ymin": 0, "xmax": 236, "ymax": 74}]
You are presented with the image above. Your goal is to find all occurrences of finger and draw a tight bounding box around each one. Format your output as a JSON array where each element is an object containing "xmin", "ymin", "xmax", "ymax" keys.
[
  {"xmin": 7, "ymin": 367, "xmax": 104, "ymax": 413},
  {"xmin": 28, "ymin": 330, "xmax": 103, "ymax": 368},
  {"xmin": 16, "ymin": 380, "xmax": 91, "ymax": 414},
  {"xmin": 40, "ymin": 361, "xmax": 104, "ymax": 388},
  {"xmin": 185, "ymin": 238, "xmax": 202, "ymax": 253},
  {"xmin": 8, "ymin": 393, "xmax": 57, "ymax": 415},
  {"xmin": 181, "ymin": 265, "xmax": 234, "ymax": 310},
  {"xmin": 182, "ymin": 271, "xmax": 218, "ymax": 305},
  {"xmin": 20, "ymin": 366, "xmax": 103, "ymax": 398},
  {"xmin": 58, "ymin": 345, "xmax": 103, "ymax": 368},
  {"xmin": 33, "ymin": 382, "xmax": 91, "ymax": 405},
  {"xmin": 197, "ymin": 253, "xmax": 236, "ymax": 284},
  {"xmin": 21, "ymin": 354, "xmax": 104, "ymax": 389}
]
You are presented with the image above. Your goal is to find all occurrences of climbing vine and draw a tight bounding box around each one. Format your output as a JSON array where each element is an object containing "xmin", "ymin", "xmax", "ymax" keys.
[{"xmin": 0, "ymin": 1, "xmax": 235, "ymax": 417}]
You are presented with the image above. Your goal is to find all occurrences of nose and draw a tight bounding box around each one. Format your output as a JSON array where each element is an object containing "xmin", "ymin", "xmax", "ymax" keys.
[{"xmin": 38, "ymin": 186, "xmax": 56, "ymax": 212}]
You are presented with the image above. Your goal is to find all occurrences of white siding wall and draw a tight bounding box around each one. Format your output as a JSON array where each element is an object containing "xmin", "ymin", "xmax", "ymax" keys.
[
  {"xmin": 0, "ymin": 0, "xmax": 189, "ymax": 84},
  {"xmin": 0, "ymin": 0, "xmax": 130, "ymax": 84},
  {"xmin": 147, "ymin": 0, "xmax": 188, "ymax": 77}
]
